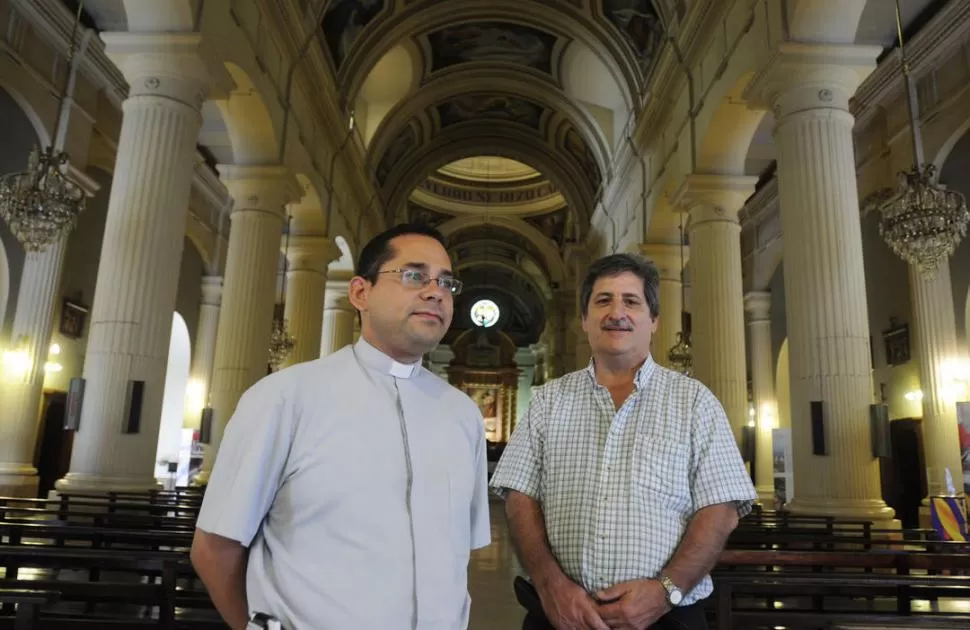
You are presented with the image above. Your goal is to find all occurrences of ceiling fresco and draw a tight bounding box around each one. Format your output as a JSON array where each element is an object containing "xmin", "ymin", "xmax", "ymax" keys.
[
  {"xmin": 321, "ymin": 0, "xmax": 387, "ymax": 69},
  {"xmin": 426, "ymin": 21, "xmax": 558, "ymax": 75},
  {"xmin": 435, "ymin": 95, "xmax": 545, "ymax": 131},
  {"xmin": 602, "ymin": 0, "xmax": 665, "ymax": 72}
]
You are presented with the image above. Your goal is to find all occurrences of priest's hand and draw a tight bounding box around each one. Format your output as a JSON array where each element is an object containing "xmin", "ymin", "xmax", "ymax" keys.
[
  {"xmin": 537, "ymin": 577, "xmax": 610, "ymax": 630},
  {"xmin": 594, "ymin": 579, "xmax": 670, "ymax": 630}
]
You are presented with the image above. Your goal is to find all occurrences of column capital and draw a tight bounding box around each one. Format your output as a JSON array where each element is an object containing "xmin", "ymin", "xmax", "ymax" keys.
[
  {"xmin": 200, "ymin": 275, "xmax": 223, "ymax": 306},
  {"xmin": 744, "ymin": 291, "xmax": 772, "ymax": 322},
  {"xmin": 325, "ymin": 269, "xmax": 354, "ymax": 311},
  {"xmin": 640, "ymin": 243, "xmax": 689, "ymax": 282},
  {"xmin": 285, "ymin": 235, "xmax": 342, "ymax": 275},
  {"xmin": 100, "ymin": 32, "xmax": 230, "ymax": 108},
  {"xmin": 218, "ymin": 165, "xmax": 303, "ymax": 218},
  {"xmin": 672, "ymin": 174, "xmax": 758, "ymax": 226},
  {"xmin": 743, "ymin": 42, "xmax": 882, "ymax": 119}
]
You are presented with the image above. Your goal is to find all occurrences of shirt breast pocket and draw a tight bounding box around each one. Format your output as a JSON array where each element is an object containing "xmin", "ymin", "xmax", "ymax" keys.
[{"xmin": 632, "ymin": 436, "xmax": 692, "ymax": 511}]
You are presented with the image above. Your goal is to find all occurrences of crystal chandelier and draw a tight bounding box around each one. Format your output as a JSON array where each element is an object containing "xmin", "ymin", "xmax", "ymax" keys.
[
  {"xmin": 877, "ymin": 0, "xmax": 970, "ymax": 276},
  {"xmin": 878, "ymin": 165, "xmax": 968, "ymax": 275},
  {"xmin": 667, "ymin": 214, "xmax": 692, "ymax": 376},
  {"xmin": 0, "ymin": 148, "xmax": 86, "ymax": 251},
  {"xmin": 668, "ymin": 329, "xmax": 693, "ymax": 377},
  {"xmin": 0, "ymin": 2, "xmax": 86, "ymax": 252},
  {"xmin": 268, "ymin": 317, "xmax": 296, "ymax": 371},
  {"xmin": 268, "ymin": 217, "xmax": 296, "ymax": 371}
]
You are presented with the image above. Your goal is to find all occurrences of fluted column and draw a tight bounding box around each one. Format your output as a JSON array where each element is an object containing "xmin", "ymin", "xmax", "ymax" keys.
[
  {"xmin": 200, "ymin": 167, "xmax": 302, "ymax": 481},
  {"xmin": 745, "ymin": 291, "xmax": 777, "ymax": 504},
  {"xmin": 909, "ymin": 264, "xmax": 965, "ymax": 497},
  {"xmin": 281, "ymin": 236, "xmax": 339, "ymax": 368},
  {"xmin": 554, "ymin": 290, "xmax": 576, "ymax": 376},
  {"xmin": 745, "ymin": 42, "xmax": 894, "ymax": 522},
  {"xmin": 184, "ymin": 276, "xmax": 222, "ymax": 429},
  {"xmin": 572, "ymin": 319, "xmax": 591, "ymax": 369},
  {"xmin": 0, "ymin": 237, "xmax": 70, "ymax": 496},
  {"xmin": 675, "ymin": 174, "xmax": 756, "ymax": 442},
  {"xmin": 640, "ymin": 243, "xmax": 688, "ymax": 368},
  {"xmin": 56, "ymin": 33, "xmax": 212, "ymax": 493},
  {"xmin": 321, "ymin": 270, "xmax": 356, "ymax": 356}
]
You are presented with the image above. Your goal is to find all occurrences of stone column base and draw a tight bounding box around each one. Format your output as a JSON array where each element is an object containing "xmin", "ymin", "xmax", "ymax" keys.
[
  {"xmin": 786, "ymin": 496, "xmax": 899, "ymax": 529},
  {"xmin": 0, "ymin": 469, "xmax": 39, "ymax": 498},
  {"xmin": 54, "ymin": 472, "xmax": 161, "ymax": 494},
  {"xmin": 755, "ymin": 485, "xmax": 776, "ymax": 507}
]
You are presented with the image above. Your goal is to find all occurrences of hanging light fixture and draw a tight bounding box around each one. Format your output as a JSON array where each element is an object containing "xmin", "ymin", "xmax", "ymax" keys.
[
  {"xmin": 0, "ymin": 2, "xmax": 87, "ymax": 252},
  {"xmin": 877, "ymin": 0, "xmax": 969, "ymax": 276},
  {"xmin": 268, "ymin": 216, "xmax": 296, "ymax": 371},
  {"xmin": 667, "ymin": 214, "xmax": 692, "ymax": 376}
]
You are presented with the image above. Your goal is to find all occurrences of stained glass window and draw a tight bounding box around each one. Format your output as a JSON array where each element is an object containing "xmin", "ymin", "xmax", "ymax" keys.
[{"xmin": 470, "ymin": 299, "xmax": 499, "ymax": 328}]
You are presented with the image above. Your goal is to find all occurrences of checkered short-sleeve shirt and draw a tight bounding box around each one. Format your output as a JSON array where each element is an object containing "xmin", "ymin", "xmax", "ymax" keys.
[{"xmin": 489, "ymin": 356, "xmax": 756, "ymax": 605}]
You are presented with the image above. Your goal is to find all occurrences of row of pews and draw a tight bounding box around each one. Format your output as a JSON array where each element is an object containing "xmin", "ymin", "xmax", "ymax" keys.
[
  {"xmin": 0, "ymin": 489, "xmax": 218, "ymax": 629},
  {"xmin": 708, "ymin": 507, "xmax": 970, "ymax": 629},
  {"xmin": 2, "ymin": 487, "xmax": 970, "ymax": 629}
]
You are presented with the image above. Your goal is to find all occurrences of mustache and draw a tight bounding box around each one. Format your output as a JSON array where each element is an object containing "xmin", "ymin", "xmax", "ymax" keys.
[{"xmin": 601, "ymin": 319, "xmax": 632, "ymax": 331}]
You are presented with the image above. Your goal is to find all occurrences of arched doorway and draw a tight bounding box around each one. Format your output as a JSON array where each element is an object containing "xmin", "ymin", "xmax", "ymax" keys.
[{"xmin": 154, "ymin": 313, "xmax": 191, "ymax": 482}]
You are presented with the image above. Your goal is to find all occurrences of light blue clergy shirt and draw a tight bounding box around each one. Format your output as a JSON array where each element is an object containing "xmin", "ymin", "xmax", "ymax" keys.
[{"xmin": 196, "ymin": 338, "xmax": 492, "ymax": 629}]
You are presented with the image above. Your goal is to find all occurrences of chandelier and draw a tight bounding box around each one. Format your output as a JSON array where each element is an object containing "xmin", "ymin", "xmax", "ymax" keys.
[
  {"xmin": 268, "ymin": 317, "xmax": 296, "ymax": 371},
  {"xmin": 877, "ymin": 0, "xmax": 970, "ymax": 276},
  {"xmin": 668, "ymin": 329, "xmax": 693, "ymax": 377},
  {"xmin": 0, "ymin": 148, "xmax": 86, "ymax": 251},
  {"xmin": 878, "ymin": 165, "xmax": 968, "ymax": 275},
  {"xmin": 0, "ymin": 2, "xmax": 86, "ymax": 252}
]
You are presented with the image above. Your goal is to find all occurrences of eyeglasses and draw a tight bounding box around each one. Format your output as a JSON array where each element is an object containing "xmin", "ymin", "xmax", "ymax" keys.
[{"xmin": 379, "ymin": 268, "xmax": 463, "ymax": 296}]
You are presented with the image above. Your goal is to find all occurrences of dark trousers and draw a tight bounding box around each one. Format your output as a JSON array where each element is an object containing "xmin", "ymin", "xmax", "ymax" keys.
[
  {"xmin": 515, "ymin": 577, "xmax": 708, "ymax": 630},
  {"xmin": 521, "ymin": 604, "xmax": 707, "ymax": 630}
]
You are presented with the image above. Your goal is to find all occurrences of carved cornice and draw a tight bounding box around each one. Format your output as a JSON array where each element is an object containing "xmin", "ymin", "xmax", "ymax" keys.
[{"xmin": 852, "ymin": 0, "xmax": 970, "ymax": 125}]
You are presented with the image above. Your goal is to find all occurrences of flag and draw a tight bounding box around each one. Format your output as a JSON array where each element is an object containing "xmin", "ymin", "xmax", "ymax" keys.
[{"xmin": 930, "ymin": 496, "xmax": 968, "ymax": 541}]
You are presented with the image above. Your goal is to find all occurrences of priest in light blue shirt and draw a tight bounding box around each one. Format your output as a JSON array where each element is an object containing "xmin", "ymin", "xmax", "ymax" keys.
[{"xmin": 191, "ymin": 224, "xmax": 491, "ymax": 630}]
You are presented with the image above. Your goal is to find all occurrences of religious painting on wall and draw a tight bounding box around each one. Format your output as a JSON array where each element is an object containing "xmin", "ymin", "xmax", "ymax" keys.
[
  {"xmin": 427, "ymin": 22, "xmax": 556, "ymax": 73},
  {"xmin": 602, "ymin": 0, "xmax": 664, "ymax": 71},
  {"xmin": 321, "ymin": 0, "xmax": 386, "ymax": 69},
  {"xmin": 465, "ymin": 385, "xmax": 503, "ymax": 442},
  {"xmin": 882, "ymin": 317, "xmax": 910, "ymax": 367},
  {"xmin": 436, "ymin": 94, "xmax": 543, "ymax": 131},
  {"xmin": 59, "ymin": 296, "xmax": 89, "ymax": 339}
]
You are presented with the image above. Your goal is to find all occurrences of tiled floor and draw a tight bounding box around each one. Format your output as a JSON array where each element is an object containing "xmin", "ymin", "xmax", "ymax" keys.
[{"xmin": 468, "ymin": 497, "xmax": 526, "ymax": 630}]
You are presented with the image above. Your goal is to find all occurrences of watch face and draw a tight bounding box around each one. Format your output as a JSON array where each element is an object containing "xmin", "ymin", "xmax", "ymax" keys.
[{"xmin": 669, "ymin": 589, "xmax": 683, "ymax": 606}]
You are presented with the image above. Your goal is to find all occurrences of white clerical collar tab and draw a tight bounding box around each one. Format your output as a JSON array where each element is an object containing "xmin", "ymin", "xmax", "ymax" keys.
[{"xmin": 389, "ymin": 361, "xmax": 415, "ymax": 379}]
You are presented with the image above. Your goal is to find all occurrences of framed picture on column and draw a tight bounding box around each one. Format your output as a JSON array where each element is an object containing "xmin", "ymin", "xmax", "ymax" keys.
[{"xmin": 59, "ymin": 296, "xmax": 89, "ymax": 339}]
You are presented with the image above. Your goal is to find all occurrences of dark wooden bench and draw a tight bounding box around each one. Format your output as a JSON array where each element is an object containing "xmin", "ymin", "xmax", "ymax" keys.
[
  {"xmin": 0, "ymin": 589, "xmax": 59, "ymax": 630},
  {"xmin": 710, "ymin": 549, "xmax": 970, "ymax": 629},
  {"xmin": 0, "ymin": 545, "xmax": 218, "ymax": 629}
]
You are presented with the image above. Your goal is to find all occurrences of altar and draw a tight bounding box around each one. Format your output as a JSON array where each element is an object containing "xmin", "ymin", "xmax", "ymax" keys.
[{"xmin": 447, "ymin": 328, "xmax": 519, "ymax": 443}]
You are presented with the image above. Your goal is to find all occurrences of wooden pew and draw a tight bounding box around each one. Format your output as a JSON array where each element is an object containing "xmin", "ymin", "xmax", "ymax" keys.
[
  {"xmin": 0, "ymin": 546, "xmax": 219, "ymax": 629},
  {"xmin": 0, "ymin": 589, "xmax": 59, "ymax": 630},
  {"xmin": 0, "ymin": 491, "xmax": 216, "ymax": 628},
  {"xmin": 711, "ymin": 549, "xmax": 970, "ymax": 629}
]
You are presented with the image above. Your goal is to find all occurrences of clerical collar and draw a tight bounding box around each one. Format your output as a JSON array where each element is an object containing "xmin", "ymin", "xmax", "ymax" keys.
[{"xmin": 353, "ymin": 337, "xmax": 420, "ymax": 379}]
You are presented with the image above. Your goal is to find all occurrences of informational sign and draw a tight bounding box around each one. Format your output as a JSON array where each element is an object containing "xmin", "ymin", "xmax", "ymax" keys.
[{"xmin": 772, "ymin": 428, "xmax": 794, "ymax": 506}]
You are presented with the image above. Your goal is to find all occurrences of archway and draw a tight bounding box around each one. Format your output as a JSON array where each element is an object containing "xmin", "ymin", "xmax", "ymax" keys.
[{"xmin": 154, "ymin": 313, "xmax": 191, "ymax": 483}]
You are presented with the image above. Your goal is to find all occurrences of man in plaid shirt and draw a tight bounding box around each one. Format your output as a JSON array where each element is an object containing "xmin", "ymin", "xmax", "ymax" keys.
[{"xmin": 489, "ymin": 253, "xmax": 756, "ymax": 630}]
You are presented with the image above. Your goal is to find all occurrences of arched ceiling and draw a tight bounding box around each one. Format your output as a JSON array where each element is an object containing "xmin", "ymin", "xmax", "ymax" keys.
[{"xmin": 302, "ymin": 0, "xmax": 676, "ymax": 347}]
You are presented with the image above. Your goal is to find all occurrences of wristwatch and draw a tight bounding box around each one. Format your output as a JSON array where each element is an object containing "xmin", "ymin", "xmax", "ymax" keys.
[{"xmin": 658, "ymin": 574, "xmax": 683, "ymax": 607}]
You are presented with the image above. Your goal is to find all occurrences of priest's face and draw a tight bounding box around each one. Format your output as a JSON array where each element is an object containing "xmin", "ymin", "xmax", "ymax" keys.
[{"xmin": 352, "ymin": 234, "xmax": 455, "ymax": 362}]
